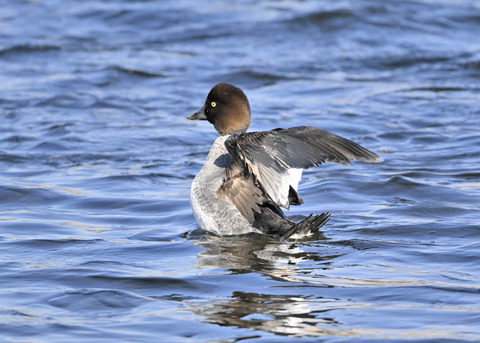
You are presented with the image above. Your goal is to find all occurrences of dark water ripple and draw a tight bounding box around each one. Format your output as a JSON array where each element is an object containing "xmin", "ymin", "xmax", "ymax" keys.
[{"xmin": 1, "ymin": 0, "xmax": 480, "ymax": 342}]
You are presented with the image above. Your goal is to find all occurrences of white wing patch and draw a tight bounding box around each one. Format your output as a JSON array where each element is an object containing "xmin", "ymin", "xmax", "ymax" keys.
[
  {"xmin": 287, "ymin": 168, "xmax": 303, "ymax": 192},
  {"xmin": 246, "ymin": 156, "xmax": 303, "ymax": 209}
]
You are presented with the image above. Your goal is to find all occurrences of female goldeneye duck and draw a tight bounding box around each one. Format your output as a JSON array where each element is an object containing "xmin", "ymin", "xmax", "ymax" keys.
[{"xmin": 187, "ymin": 82, "xmax": 381, "ymax": 240}]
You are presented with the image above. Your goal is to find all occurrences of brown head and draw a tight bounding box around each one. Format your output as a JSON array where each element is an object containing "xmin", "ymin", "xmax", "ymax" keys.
[{"xmin": 188, "ymin": 83, "xmax": 252, "ymax": 135}]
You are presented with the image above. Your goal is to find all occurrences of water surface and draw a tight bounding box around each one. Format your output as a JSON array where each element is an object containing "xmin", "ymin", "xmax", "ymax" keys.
[{"xmin": 1, "ymin": 1, "xmax": 480, "ymax": 342}]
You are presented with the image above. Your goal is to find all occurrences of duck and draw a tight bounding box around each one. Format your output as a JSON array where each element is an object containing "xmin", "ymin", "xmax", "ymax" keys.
[{"xmin": 187, "ymin": 82, "xmax": 381, "ymax": 239}]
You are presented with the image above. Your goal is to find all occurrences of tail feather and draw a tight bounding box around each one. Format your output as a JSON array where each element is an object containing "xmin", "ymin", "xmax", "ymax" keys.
[{"xmin": 281, "ymin": 212, "xmax": 331, "ymax": 240}]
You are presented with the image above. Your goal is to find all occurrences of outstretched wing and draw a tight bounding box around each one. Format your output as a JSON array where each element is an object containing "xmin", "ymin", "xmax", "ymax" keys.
[{"xmin": 221, "ymin": 126, "xmax": 381, "ymax": 213}]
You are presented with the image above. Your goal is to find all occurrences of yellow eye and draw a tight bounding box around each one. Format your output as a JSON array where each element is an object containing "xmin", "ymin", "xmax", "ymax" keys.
[{"xmin": 211, "ymin": 101, "xmax": 216, "ymax": 107}]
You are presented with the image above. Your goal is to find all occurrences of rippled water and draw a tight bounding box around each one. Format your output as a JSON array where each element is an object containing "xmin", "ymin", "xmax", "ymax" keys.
[{"xmin": 1, "ymin": 1, "xmax": 480, "ymax": 342}]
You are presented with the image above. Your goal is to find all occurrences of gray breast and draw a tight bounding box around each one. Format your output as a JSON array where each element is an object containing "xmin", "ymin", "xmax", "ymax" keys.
[{"xmin": 190, "ymin": 136, "xmax": 260, "ymax": 235}]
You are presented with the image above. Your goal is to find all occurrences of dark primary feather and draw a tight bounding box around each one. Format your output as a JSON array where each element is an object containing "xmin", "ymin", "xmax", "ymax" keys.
[
  {"xmin": 280, "ymin": 212, "xmax": 331, "ymax": 239},
  {"xmin": 251, "ymin": 203, "xmax": 331, "ymax": 239}
]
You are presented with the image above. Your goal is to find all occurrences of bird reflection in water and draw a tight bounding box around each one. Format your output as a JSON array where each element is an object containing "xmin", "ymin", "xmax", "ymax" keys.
[
  {"xmin": 187, "ymin": 233, "xmax": 351, "ymax": 337},
  {"xmin": 190, "ymin": 291, "xmax": 343, "ymax": 337}
]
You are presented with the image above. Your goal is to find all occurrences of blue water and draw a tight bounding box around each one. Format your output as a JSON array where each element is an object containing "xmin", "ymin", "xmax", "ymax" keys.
[{"xmin": 1, "ymin": 1, "xmax": 480, "ymax": 342}]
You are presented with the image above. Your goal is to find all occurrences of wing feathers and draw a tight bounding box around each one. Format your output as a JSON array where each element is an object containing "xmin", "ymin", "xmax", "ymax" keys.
[
  {"xmin": 217, "ymin": 172, "xmax": 263, "ymax": 223},
  {"xmin": 220, "ymin": 126, "xmax": 380, "ymax": 219}
]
